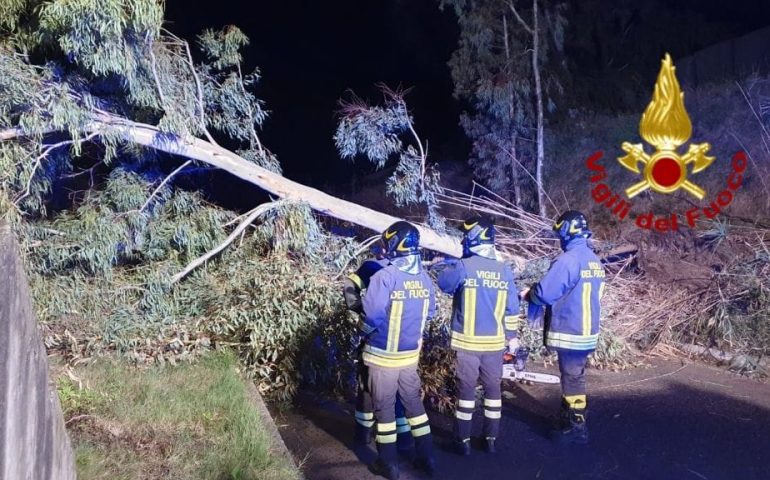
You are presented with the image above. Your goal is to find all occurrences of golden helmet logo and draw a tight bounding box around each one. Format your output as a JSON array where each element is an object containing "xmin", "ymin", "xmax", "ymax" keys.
[
  {"xmin": 584, "ymin": 53, "xmax": 747, "ymax": 233},
  {"xmin": 618, "ymin": 54, "xmax": 715, "ymax": 200}
]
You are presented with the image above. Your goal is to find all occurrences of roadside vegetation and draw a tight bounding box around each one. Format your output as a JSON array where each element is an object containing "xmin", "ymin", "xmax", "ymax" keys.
[{"xmin": 57, "ymin": 351, "xmax": 300, "ymax": 480}]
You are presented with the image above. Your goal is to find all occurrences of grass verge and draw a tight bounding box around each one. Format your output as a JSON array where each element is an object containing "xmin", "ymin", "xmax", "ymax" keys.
[{"xmin": 57, "ymin": 351, "xmax": 300, "ymax": 480}]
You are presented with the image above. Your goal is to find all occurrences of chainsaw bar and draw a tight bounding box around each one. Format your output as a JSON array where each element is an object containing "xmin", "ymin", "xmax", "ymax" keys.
[{"xmin": 502, "ymin": 365, "xmax": 560, "ymax": 384}]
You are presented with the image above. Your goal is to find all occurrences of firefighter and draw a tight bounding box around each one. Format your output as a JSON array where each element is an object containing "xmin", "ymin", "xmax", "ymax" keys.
[
  {"xmin": 437, "ymin": 217, "xmax": 520, "ymax": 455},
  {"xmin": 525, "ymin": 210, "xmax": 605, "ymax": 444},
  {"xmin": 342, "ymin": 245, "xmax": 413, "ymax": 451},
  {"xmin": 361, "ymin": 221, "xmax": 437, "ymax": 479}
]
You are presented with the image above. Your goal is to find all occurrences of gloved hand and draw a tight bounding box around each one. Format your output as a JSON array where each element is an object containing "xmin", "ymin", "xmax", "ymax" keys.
[{"xmin": 507, "ymin": 337, "xmax": 521, "ymax": 353}]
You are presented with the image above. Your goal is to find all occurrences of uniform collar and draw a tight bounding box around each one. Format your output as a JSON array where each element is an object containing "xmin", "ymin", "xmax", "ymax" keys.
[{"xmin": 563, "ymin": 237, "xmax": 588, "ymax": 252}]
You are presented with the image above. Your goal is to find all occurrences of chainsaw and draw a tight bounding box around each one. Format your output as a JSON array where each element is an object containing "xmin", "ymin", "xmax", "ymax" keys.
[{"xmin": 501, "ymin": 347, "xmax": 560, "ymax": 385}]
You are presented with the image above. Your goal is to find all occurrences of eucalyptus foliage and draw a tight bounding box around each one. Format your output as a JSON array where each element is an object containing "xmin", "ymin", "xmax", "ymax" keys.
[
  {"xmin": 0, "ymin": 1, "xmax": 361, "ymax": 401},
  {"xmin": 335, "ymin": 86, "xmax": 446, "ymax": 231}
]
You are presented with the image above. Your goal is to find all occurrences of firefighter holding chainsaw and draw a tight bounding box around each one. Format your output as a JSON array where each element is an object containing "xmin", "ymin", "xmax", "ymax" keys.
[
  {"xmin": 525, "ymin": 210, "xmax": 605, "ymax": 444},
  {"xmin": 437, "ymin": 217, "xmax": 520, "ymax": 455},
  {"xmin": 343, "ymin": 246, "xmax": 413, "ymax": 452},
  {"xmin": 357, "ymin": 221, "xmax": 437, "ymax": 479}
]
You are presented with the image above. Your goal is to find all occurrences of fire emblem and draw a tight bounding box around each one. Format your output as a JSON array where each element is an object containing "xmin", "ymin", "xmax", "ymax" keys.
[{"xmin": 618, "ymin": 54, "xmax": 715, "ymax": 199}]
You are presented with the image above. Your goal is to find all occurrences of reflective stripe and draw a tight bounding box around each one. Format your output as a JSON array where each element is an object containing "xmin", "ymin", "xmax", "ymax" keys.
[
  {"xmin": 484, "ymin": 410, "xmax": 502, "ymax": 419},
  {"xmin": 455, "ymin": 411, "xmax": 473, "ymax": 421},
  {"xmin": 355, "ymin": 411, "xmax": 374, "ymax": 420},
  {"xmin": 376, "ymin": 434, "xmax": 397, "ymax": 443},
  {"xmin": 504, "ymin": 315, "xmax": 519, "ymax": 331},
  {"xmin": 396, "ymin": 424, "xmax": 411, "ymax": 433},
  {"xmin": 582, "ymin": 283, "xmax": 592, "ymax": 336},
  {"xmin": 545, "ymin": 331, "xmax": 599, "ymax": 351},
  {"xmin": 396, "ymin": 417, "xmax": 409, "ymax": 426},
  {"xmin": 463, "ymin": 287, "xmax": 477, "ymax": 336},
  {"xmin": 411, "ymin": 425, "xmax": 431, "ymax": 437},
  {"xmin": 451, "ymin": 331, "xmax": 505, "ymax": 352},
  {"xmin": 362, "ymin": 350, "xmax": 420, "ymax": 368},
  {"xmin": 377, "ymin": 422, "xmax": 397, "ymax": 432},
  {"xmin": 348, "ymin": 273, "xmax": 364, "ymax": 290},
  {"xmin": 599, "ymin": 282, "xmax": 606, "ymax": 300},
  {"xmin": 457, "ymin": 399, "xmax": 475, "ymax": 409},
  {"xmin": 483, "ymin": 398, "xmax": 502, "ymax": 407},
  {"xmin": 407, "ymin": 413, "xmax": 429, "ymax": 426},
  {"xmin": 564, "ymin": 394, "xmax": 587, "ymax": 408},
  {"xmin": 421, "ymin": 298, "xmax": 430, "ymax": 332},
  {"xmin": 356, "ymin": 418, "xmax": 375, "ymax": 428},
  {"xmin": 386, "ymin": 300, "xmax": 403, "ymax": 352},
  {"xmin": 494, "ymin": 290, "xmax": 507, "ymax": 337}
]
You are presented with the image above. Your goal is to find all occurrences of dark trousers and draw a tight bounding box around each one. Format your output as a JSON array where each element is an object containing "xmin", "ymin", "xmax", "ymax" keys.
[
  {"xmin": 367, "ymin": 363, "xmax": 431, "ymax": 440},
  {"xmin": 355, "ymin": 362, "xmax": 409, "ymax": 434},
  {"xmin": 557, "ymin": 350, "xmax": 589, "ymax": 410},
  {"xmin": 454, "ymin": 349, "xmax": 503, "ymax": 441}
]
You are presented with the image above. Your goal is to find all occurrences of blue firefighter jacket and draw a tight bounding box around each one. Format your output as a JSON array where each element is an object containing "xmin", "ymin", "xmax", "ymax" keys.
[
  {"xmin": 437, "ymin": 254, "xmax": 520, "ymax": 352},
  {"xmin": 361, "ymin": 263, "xmax": 437, "ymax": 368},
  {"xmin": 529, "ymin": 238, "xmax": 605, "ymax": 352}
]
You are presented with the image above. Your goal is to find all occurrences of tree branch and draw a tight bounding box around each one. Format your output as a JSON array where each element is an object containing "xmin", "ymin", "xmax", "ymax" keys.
[
  {"xmin": 14, "ymin": 132, "xmax": 100, "ymax": 206},
  {"xmin": 140, "ymin": 159, "xmax": 192, "ymax": 212},
  {"xmin": 508, "ymin": 1, "xmax": 533, "ymax": 34},
  {"xmin": 170, "ymin": 201, "xmax": 276, "ymax": 284}
]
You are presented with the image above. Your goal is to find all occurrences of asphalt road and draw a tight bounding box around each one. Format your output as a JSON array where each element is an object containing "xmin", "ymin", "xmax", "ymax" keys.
[{"xmin": 272, "ymin": 360, "xmax": 770, "ymax": 480}]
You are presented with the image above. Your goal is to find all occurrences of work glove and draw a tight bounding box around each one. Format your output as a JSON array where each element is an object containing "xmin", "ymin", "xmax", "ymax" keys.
[{"xmin": 507, "ymin": 337, "xmax": 520, "ymax": 353}]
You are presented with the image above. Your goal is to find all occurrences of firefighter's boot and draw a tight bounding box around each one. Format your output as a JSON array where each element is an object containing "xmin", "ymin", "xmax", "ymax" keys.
[
  {"xmin": 395, "ymin": 417, "xmax": 414, "ymax": 453},
  {"xmin": 552, "ymin": 404, "xmax": 589, "ymax": 445},
  {"xmin": 354, "ymin": 424, "xmax": 374, "ymax": 446},
  {"xmin": 454, "ymin": 438, "xmax": 471, "ymax": 456},
  {"xmin": 371, "ymin": 442, "xmax": 399, "ymax": 480},
  {"xmin": 485, "ymin": 436, "xmax": 497, "ymax": 454},
  {"xmin": 413, "ymin": 434, "xmax": 436, "ymax": 477}
]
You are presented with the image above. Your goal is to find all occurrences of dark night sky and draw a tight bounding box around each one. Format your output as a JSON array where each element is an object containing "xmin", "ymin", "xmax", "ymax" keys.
[{"xmin": 164, "ymin": 0, "xmax": 770, "ymax": 196}]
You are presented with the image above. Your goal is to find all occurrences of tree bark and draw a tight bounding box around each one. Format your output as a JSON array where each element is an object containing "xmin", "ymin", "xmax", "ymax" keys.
[{"xmin": 532, "ymin": 0, "xmax": 546, "ymax": 218}]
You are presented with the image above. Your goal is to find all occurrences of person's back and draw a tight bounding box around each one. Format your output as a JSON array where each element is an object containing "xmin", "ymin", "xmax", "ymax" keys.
[
  {"xmin": 359, "ymin": 221, "xmax": 437, "ymax": 479},
  {"xmin": 443, "ymin": 254, "xmax": 518, "ymax": 353},
  {"xmin": 362, "ymin": 264, "xmax": 435, "ymax": 367},
  {"xmin": 436, "ymin": 217, "xmax": 519, "ymax": 455}
]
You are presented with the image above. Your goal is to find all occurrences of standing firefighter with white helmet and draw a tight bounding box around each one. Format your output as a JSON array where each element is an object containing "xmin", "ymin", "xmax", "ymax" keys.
[
  {"xmin": 525, "ymin": 210, "xmax": 606, "ymax": 444},
  {"xmin": 361, "ymin": 221, "xmax": 437, "ymax": 479},
  {"xmin": 436, "ymin": 217, "xmax": 520, "ymax": 455}
]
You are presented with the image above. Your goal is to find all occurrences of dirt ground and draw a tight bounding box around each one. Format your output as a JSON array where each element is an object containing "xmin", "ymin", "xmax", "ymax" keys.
[{"xmin": 271, "ymin": 359, "xmax": 770, "ymax": 480}]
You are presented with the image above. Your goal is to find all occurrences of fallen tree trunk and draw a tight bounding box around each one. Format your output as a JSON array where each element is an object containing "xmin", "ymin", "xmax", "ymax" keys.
[
  {"xmin": 5, "ymin": 114, "xmax": 507, "ymax": 261},
  {"xmin": 95, "ymin": 115, "xmax": 466, "ymax": 259}
]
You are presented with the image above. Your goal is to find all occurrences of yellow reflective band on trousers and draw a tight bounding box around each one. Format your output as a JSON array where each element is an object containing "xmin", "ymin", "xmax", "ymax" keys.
[
  {"xmin": 457, "ymin": 399, "xmax": 475, "ymax": 409},
  {"xmin": 494, "ymin": 291, "xmax": 507, "ymax": 337},
  {"xmin": 484, "ymin": 410, "xmax": 502, "ymax": 419},
  {"xmin": 407, "ymin": 413, "xmax": 431, "ymax": 437},
  {"xmin": 355, "ymin": 410, "xmax": 374, "ymax": 428},
  {"xmin": 483, "ymin": 398, "xmax": 502, "ymax": 407},
  {"xmin": 463, "ymin": 287, "xmax": 477, "ymax": 336},
  {"xmin": 455, "ymin": 411, "xmax": 473, "ymax": 421},
  {"xmin": 407, "ymin": 413, "xmax": 429, "ymax": 426},
  {"xmin": 563, "ymin": 394, "xmax": 587, "ymax": 408},
  {"xmin": 582, "ymin": 283, "xmax": 592, "ymax": 336},
  {"xmin": 347, "ymin": 273, "xmax": 363, "ymax": 290},
  {"xmin": 376, "ymin": 421, "xmax": 397, "ymax": 444},
  {"xmin": 386, "ymin": 300, "xmax": 403, "ymax": 352}
]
